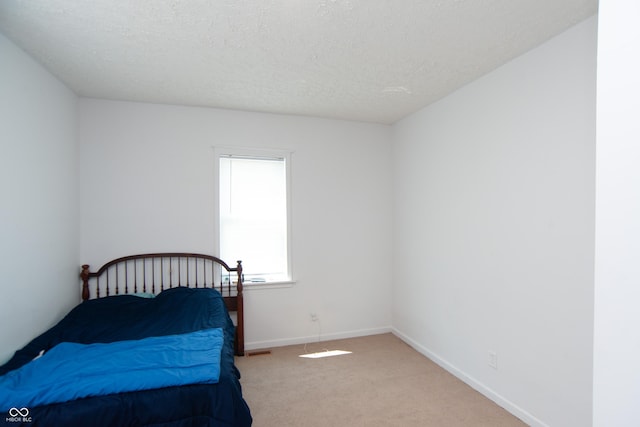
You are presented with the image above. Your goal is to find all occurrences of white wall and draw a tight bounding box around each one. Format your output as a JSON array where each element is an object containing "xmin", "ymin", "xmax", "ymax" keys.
[
  {"xmin": 78, "ymin": 99, "xmax": 393, "ymax": 349},
  {"xmin": 0, "ymin": 34, "xmax": 78, "ymax": 364},
  {"xmin": 392, "ymin": 17, "xmax": 597, "ymax": 427},
  {"xmin": 593, "ymin": 1, "xmax": 640, "ymax": 425}
]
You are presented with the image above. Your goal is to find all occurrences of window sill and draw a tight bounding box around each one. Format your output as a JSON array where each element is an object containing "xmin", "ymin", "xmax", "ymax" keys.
[{"xmin": 242, "ymin": 280, "xmax": 296, "ymax": 290}]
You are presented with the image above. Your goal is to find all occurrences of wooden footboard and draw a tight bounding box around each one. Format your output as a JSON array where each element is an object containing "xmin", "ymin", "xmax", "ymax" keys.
[{"xmin": 80, "ymin": 253, "xmax": 245, "ymax": 356}]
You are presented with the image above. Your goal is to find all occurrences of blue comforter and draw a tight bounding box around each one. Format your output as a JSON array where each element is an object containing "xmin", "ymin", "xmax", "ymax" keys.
[
  {"xmin": 0, "ymin": 328, "xmax": 223, "ymax": 411},
  {"xmin": 0, "ymin": 287, "xmax": 252, "ymax": 427}
]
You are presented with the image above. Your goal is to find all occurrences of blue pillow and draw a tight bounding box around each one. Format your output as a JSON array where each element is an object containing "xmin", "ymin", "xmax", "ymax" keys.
[{"xmin": 131, "ymin": 292, "xmax": 156, "ymax": 298}]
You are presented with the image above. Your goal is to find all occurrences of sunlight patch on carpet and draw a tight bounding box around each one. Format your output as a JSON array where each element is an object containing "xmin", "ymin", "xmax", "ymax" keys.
[{"xmin": 299, "ymin": 350, "xmax": 352, "ymax": 359}]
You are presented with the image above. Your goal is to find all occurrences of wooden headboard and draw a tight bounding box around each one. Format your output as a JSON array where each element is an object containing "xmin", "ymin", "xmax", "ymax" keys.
[{"xmin": 80, "ymin": 253, "xmax": 245, "ymax": 356}]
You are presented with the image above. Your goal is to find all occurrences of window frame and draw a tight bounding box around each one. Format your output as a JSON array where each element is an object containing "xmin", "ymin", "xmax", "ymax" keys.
[{"xmin": 213, "ymin": 146, "xmax": 294, "ymax": 288}]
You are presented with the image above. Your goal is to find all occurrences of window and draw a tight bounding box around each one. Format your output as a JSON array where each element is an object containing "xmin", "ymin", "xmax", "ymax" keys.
[{"xmin": 214, "ymin": 148, "xmax": 292, "ymax": 284}]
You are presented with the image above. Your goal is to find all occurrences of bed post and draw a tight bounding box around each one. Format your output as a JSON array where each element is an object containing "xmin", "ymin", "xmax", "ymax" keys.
[
  {"xmin": 81, "ymin": 264, "xmax": 90, "ymax": 301},
  {"xmin": 236, "ymin": 260, "xmax": 244, "ymax": 356}
]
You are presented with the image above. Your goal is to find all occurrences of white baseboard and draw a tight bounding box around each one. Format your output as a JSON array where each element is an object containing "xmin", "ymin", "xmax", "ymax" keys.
[
  {"xmin": 245, "ymin": 326, "xmax": 392, "ymax": 351},
  {"xmin": 391, "ymin": 328, "xmax": 549, "ymax": 427}
]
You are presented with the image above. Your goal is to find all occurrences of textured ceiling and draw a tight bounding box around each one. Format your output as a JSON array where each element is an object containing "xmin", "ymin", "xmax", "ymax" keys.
[{"xmin": 0, "ymin": 0, "xmax": 597, "ymax": 124}]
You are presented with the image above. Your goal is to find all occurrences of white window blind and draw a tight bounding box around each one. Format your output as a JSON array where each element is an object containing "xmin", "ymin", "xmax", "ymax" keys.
[{"xmin": 218, "ymin": 152, "xmax": 290, "ymax": 283}]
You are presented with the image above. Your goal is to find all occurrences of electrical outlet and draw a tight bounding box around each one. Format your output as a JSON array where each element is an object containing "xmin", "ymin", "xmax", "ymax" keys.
[
  {"xmin": 310, "ymin": 313, "xmax": 318, "ymax": 322},
  {"xmin": 488, "ymin": 351, "xmax": 498, "ymax": 369}
]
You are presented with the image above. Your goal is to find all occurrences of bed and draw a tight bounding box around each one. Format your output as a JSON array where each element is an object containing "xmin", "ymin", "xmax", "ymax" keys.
[{"xmin": 0, "ymin": 253, "xmax": 252, "ymax": 427}]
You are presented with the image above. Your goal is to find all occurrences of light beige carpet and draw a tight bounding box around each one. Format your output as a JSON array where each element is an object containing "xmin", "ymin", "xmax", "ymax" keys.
[{"xmin": 235, "ymin": 333, "xmax": 527, "ymax": 427}]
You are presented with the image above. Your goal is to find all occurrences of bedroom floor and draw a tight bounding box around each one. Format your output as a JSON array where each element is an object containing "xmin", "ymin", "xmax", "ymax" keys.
[{"xmin": 235, "ymin": 333, "xmax": 527, "ymax": 427}]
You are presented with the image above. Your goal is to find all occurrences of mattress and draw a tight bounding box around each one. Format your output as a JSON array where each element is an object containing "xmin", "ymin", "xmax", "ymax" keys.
[{"xmin": 0, "ymin": 287, "xmax": 252, "ymax": 427}]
